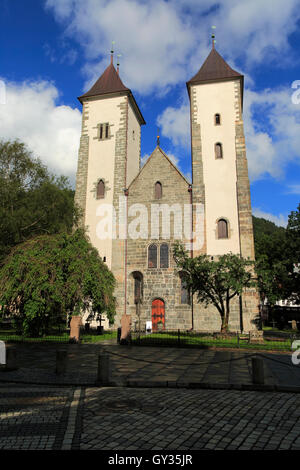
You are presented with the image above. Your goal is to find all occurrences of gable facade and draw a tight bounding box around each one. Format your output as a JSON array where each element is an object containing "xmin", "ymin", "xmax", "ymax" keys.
[{"xmin": 75, "ymin": 47, "xmax": 260, "ymax": 333}]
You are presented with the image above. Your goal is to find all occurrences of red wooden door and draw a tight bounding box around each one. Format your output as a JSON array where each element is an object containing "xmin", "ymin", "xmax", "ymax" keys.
[{"xmin": 152, "ymin": 299, "xmax": 165, "ymax": 331}]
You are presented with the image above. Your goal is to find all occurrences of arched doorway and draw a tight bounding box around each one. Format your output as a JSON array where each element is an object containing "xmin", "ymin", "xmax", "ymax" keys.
[{"xmin": 152, "ymin": 299, "xmax": 165, "ymax": 331}]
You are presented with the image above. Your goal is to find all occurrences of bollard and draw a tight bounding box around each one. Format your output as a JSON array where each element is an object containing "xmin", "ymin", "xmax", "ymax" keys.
[
  {"xmin": 0, "ymin": 340, "xmax": 5, "ymax": 365},
  {"xmin": 252, "ymin": 357, "xmax": 264, "ymax": 385},
  {"xmin": 56, "ymin": 350, "xmax": 67, "ymax": 375},
  {"xmin": 117, "ymin": 327, "xmax": 121, "ymax": 344},
  {"xmin": 97, "ymin": 352, "xmax": 110, "ymax": 384},
  {"xmin": 5, "ymin": 346, "xmax": 18, "ymax": 371}
]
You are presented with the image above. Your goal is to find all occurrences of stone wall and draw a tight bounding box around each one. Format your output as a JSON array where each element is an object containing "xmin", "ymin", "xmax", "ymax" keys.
[{"xmin": 118, "ymin": 146, "xmax": 193, "ymax": 330}]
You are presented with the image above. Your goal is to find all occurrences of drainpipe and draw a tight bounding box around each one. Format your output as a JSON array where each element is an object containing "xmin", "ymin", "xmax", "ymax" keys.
[
  {"xmin": 188, "ymin": 184, "xmax": 194, "ymax": 330},
  {"xmin": 124, "ymin": 94, "xmax": 129, "ymax": 317},
  {"xmin": 124, "ymin": 188, "xmax": 129, "ymax": 316}
]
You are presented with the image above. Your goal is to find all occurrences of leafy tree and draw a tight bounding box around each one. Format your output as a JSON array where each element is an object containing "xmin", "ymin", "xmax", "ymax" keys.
[
  {"xmin": 0, "ymin": 139, "xmax": 79, "ymax": 262},
  {"xmin": 285, "ymin": 203, "xmax": 300, "ymax": 303},
  {"xmin": 0, "ymin": 230, "xmax": 115, "ymax": 336},
  {"xmin": 173, "ymin": 243, "xmax": 255, "ymax": 333},
  {"xmin": 252, "ymin": 216, "xmax": 287, "ymax": 266},
  {"xmin": 255, "ymin": 256, "xmax": 291, "ymax": 307},
  {"xmin": 253, "ymin": 209, "xmax": 300, "ymax": 305},
  {"xmin": 286, "ymin": 203, "xmax": 300, "ymax": 262}
]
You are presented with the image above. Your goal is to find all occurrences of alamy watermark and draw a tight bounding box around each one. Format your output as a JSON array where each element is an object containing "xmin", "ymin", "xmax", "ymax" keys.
[
  {"xmin": 0, "ymin": 340, "xmax": 5, "ymax": 365},
  {"xmin": 0, "ymin": 80, "xmax": 6, "ymax": 105},
  {"xmin": 291, "ymin": 340, "xmax": 300, "ymax": 366},
  {"xmin": 291, "ymin": 80, "xmax": 300, "ymax": 105},
  {"xmin": 95, "ymin": 197, "xmax": 205, "ymax": 250}
]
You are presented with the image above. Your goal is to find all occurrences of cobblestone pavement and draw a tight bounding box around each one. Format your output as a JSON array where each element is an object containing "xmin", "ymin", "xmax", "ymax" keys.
[
  {"xmin": 0, "ymin": 383, "xmax": 300, "ymax": 450},
  {"xmin": 1, "ymin": 343, "xmax": 300, "ymax": 389}
]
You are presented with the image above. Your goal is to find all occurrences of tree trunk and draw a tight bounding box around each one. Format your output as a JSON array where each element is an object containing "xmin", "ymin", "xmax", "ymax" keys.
[{"xmin": 220, "ymin": 293, "xmax": 230, "ymax": 333}]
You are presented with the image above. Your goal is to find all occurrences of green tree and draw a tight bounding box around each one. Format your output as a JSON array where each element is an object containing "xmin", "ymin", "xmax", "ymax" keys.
[
  {"xmin": 0, "ymin": 230, "xmax": 115, "ymax": 336},
  {"xmin": 285, "ymin": 203, "xmax": 300, "ymax": 303},
  {"xmin": 0, "ymin": 139, "xmax": 79, "ymax": 262},
  {"xmin": 253, "ymin": 215, "xmax": 290, "ymax": 305},
  {"xmin": 173, "ymin": 243, "xmax": 255, "ymax": 333}
]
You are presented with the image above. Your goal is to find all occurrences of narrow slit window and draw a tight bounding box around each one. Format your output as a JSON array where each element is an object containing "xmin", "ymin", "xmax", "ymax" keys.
[
  {"xmin": 99, "ymin": 123, "xmax": 109, "ymax": 140},
  {"xmin": 97, "ymin": 179, "xmax": 105, "ymax": 199},
  {"xmin": 180, "ymin": 273, "xmax": 190, "ymax": 305},
  {"xmin": 215, "ymin": 143, "xmax": 223, "ymax": 159},
  {"xmin": 218, "ymin": 219, "xmax": 228, "ymax": 239},
  {"xmin": 160, "ymin": 244, "xmax": 169, "ymax": 268},
  {"xmin": 155, "ymin": 181, "xmax": 162, "ymax": 199},
  {"xmin": 215, "ymin": 113, "xmax": 221, "ymax": 125},
  {"xmin": 148, "ymin": 244, "xmax": 157, "ymax": 268},
  {"xmin": 133, "ymin": 272, "xmax": 143, "ymax": 303}
]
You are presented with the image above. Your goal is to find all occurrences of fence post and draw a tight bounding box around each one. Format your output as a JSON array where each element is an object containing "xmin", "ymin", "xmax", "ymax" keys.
[
  {"xmin": 252, "ymin": 356, "xmax": 264, "ymax": 385},
  {"xmin": 5, "ymin": 346, "xmax": 18, "ymax": 371},
  {"xmin": 97, "ymin": 352, "xmax": 110, "ymax": 385},
  {"xmin": 56, "ymin": 350, "xmax": 67, "ymax": 375},
  {"xmin": 178, "ymin": 329, "xmax": 180, "ymax": 348}
]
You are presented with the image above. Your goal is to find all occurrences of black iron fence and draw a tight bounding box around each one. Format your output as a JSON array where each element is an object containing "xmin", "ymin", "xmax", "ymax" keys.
[{"xmin": 130, "ymin": 329, "xmax": 300, "ymax": 351}]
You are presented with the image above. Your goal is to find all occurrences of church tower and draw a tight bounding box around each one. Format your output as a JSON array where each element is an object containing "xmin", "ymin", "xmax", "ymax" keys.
[
  {"xmin": 75, "ymin": 52, "xmax": 145, "ymax": 274},
  {"xmin": 187, "ymin": 42, "xmax": 259, "ymax": 331}
]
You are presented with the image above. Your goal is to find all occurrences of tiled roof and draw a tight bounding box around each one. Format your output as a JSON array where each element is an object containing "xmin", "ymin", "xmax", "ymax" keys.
[
  {"xmin": 187, "ymin": 48, "xmax": 243, "ymax": 85},
  {"xmin": 78, "ymin": 62, "xmax": 130, "ymax": 101},
  {"xmin": 78, "ymin": 59, "xmax": 145, "ymax": 124}
]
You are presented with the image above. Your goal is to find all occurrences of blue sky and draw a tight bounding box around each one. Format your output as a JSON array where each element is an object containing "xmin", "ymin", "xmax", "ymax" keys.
[{"xmin": 1, "ymin": 0, "xmax": 300, "ymax": 227}]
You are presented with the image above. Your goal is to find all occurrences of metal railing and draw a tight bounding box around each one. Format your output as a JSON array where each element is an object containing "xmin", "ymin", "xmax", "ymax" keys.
[{"xmin": 130, "ymin": 329, "xmax": 300, "ymax": 351}]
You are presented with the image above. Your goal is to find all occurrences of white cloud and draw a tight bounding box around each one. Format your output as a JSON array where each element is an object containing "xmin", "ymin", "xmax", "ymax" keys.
[
  {"xmin": 252, "ymin": 207, "xmax": 288, "ymax": 227},
  {"xmin": 141, "ymin": 153, "xmax": 150, "ymax": 167},
  {"xmin": 0, "ymin": 80, "xmax": 82, "ymax": 182},
  {"xmin": 156, "ymin": 84, "xmax": 300, "ymax": 182},
  {"xmin": 45, "ymin": 0, "xmax": 300, "ymax": 95},
  {"xmin": 244, "ymin": 87, "xmax": 300, "ymax": 181},
  {"xmin": 286, "ymin": 184, "xmax": 300, "ymax": 195},
  {"xmin": 157, "ymin": 102, "xmax": 190, "ymax": 148}
]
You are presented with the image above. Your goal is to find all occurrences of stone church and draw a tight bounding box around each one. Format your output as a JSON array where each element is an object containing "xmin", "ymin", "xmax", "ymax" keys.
[{"xmin": 74, "ymin": 42, "xmax": 259, "ymax": 333}]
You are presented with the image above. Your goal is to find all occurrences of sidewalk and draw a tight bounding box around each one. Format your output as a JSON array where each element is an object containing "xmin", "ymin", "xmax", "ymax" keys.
[{"xmin": 0, "ymin": 341, "xmax": 300, "ymax": 392}]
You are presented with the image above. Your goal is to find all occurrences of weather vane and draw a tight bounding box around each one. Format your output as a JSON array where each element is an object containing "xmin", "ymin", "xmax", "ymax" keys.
[
  {"xmin": 211, "ymin": 26, "xmax": 216, "ymax": 48},
  {"xmin": 157, "ymin": 127, "xmax": 160, "ymax": 146},
  {"xmin": 116, "ymin": 54, "xmax": 122, "ymax": 73}
]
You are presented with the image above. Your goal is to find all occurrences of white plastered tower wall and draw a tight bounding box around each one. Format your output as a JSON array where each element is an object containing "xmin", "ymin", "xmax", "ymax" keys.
[
  {"xmin": 74, "ymin": 57, "xmax": 145, "ymax": 328},
  {"xmin": 192, "ymin": 79, "xmax": 241, "ymax": 256},
  {"xmin": 81, "ymin": 94, "xmax": 141, "ymax": 269},
  {"xmin": 187, "ymin": 47, "xmax": 260, "ymax": 332}
]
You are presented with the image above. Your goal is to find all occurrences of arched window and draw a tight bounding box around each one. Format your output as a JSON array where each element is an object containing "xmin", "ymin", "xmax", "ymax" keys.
[
  {"xmin": 97, "ymin": 179, "xmax": 105, "ymax": 199},
  {"xmin": 215, "ymin": 113, "xmax": 221, "ymax": 125},
  {"xmin": 160, "ymin": 243, "xmax": 169, "ymax": 268},
  {"xmin": 133, "ymin": 272, "xmax": 143, "ymax": 304},
  {"xmin": 155, "ymin": 181, "xmax": 162, "ymax": 199},
  {"xmin": 218, "ymin": 219, "xmax": 229, "ymax": 239},
  {"xmin": 179, "ymin": 272, "xmax": 190, "ymax": 305},
  {"xmin": 215, "ymin": 143, "xmax": 223, "ymax": 159},
  {"xmin": 148, "ymin": 244, "xmax": 157, "ymax": 268}
]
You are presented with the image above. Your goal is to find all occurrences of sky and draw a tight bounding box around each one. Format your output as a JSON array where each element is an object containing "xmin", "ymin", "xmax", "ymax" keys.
[{"xmin": 0, "ymin": 0, "xmax": 300, "ymax": 227}]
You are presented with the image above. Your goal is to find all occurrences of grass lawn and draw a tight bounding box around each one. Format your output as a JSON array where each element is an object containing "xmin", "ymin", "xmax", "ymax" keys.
[
  {"xmin": 0, "ymin": 328, "xmax": 117, "ymax": 344},
  {"xmin": 131, "ymin": 331, "xmax": 297, "ymax": 352}
]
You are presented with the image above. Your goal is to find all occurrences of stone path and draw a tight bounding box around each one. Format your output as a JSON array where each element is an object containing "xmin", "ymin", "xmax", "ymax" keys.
[
  {"xmin": 0, "ymin": 342, "xmax": 300, "ymax": 390},
  {"xmin": 0, "ymin": 383, "xmax": 300, "ymax": 450}
]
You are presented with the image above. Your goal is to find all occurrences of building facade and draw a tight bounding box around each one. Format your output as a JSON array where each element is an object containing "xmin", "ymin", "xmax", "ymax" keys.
[{"xmin": 75, "ymin": 44, "xmax": 260, "ymax": 333}]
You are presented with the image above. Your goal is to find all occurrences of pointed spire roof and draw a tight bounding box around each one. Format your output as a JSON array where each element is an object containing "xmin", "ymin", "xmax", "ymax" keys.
[
  {"xmin": 78, "ymin": 56, "xmax": 145, "ymax": 125},
  {"xmin": 187, "ymin": 47, "xmax": 243, "ymax": 85},
  {"xmin": 78, "ymin": 62, "xmax": 130, "ymax": 102}
]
